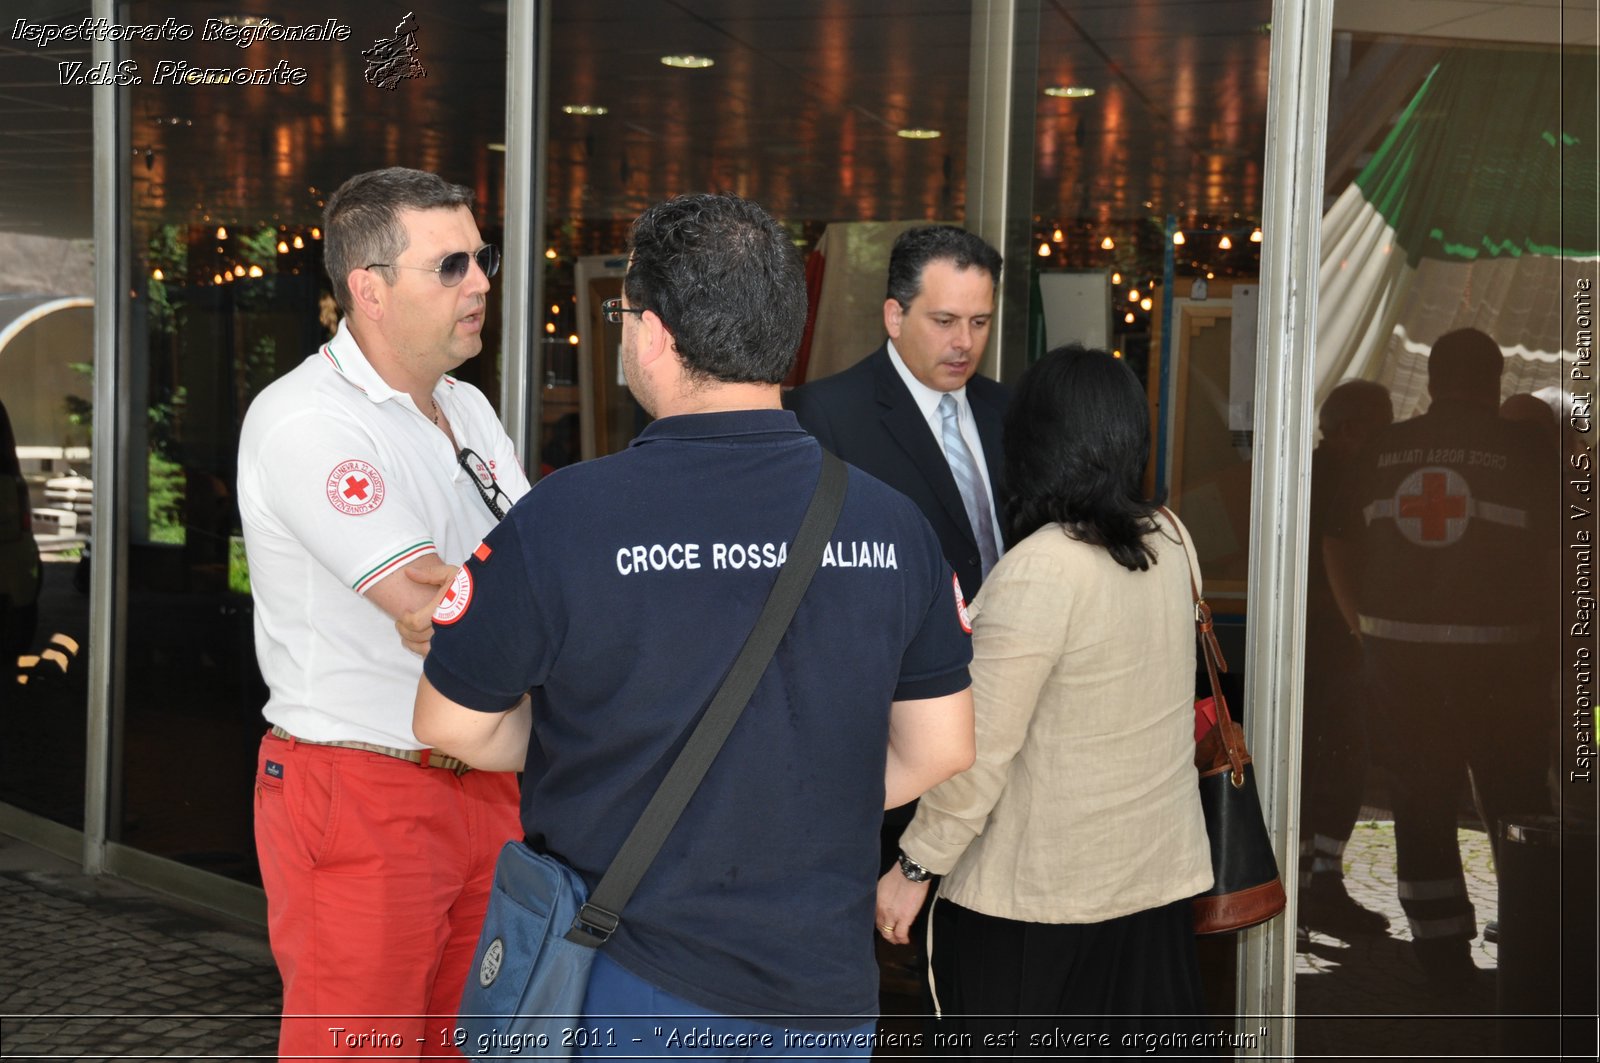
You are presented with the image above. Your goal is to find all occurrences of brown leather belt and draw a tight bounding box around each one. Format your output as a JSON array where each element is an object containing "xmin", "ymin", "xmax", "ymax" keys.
[{"xmin": 268, "ymin": 725, "xmax": 472, "ymax": 775}]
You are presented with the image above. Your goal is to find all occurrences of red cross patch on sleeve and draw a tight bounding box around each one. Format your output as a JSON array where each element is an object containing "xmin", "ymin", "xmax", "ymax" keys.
[
  {"xmin": 953, "ymin": 573, "xmax": 972, "ymax": 635},
  {"xmin": 326, "ymin": 459, "xmax": 386, "ymax": 515},
  {"xmin": 432, "ymin": 565, "xmax": 475, "ymax": 626}
]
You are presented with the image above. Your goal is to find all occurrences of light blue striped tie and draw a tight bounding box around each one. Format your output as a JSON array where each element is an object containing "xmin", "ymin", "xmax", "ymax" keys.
[{"xmin": 938, "ymin": 393, "xmax": 999, "ymax": 578}]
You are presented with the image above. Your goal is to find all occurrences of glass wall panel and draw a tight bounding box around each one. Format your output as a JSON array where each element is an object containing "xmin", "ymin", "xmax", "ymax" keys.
[
  {"xmin": 1027, "ymin": 0, "xmax": 1274, "ymax": 1021},
  {"xmin": 541, "ymin": 0, "xmax": 975, "ymax": 464},
  {"xmin": 542, "ymin": 0, "xmax": 977, "ymax": 1018},
  {"xmin": 114, "ymin": 0, "xmax": 507, "ymax": 883},
  {"xmin": 0, "ymin": 0, "xmax": 96, "ymax": 829},
  {"xmin": 1297, "ymin": 5, "xmax": 1597, "ymax": 1057}
]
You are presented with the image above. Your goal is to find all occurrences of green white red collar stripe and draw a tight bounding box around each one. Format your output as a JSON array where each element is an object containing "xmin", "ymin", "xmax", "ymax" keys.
[
  {"xmin": 353, "ymin": 540, "xmax": 435, "ymax": 593},
  {"xmin": 320, "ymin": 331, "xmax": 461, "ymax": 403},
  {"xmin": 321, "ymin": 339, "xmax": 373, "ymax": 397}
]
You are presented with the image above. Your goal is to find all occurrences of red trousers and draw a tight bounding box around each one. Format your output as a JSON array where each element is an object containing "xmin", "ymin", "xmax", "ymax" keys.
[{"xmin": 254, "ymin": 730, "xmax": 522, "ymax": 1060}]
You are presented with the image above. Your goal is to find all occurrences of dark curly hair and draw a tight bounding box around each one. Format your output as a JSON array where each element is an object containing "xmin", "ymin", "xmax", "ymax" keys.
[
  {"xmin": 1001, "ymin": 344, "xmax": 1164, "ymax": 572},
  {"xmin": 623, "ymin": 192, "xmax": 806, "ymax": 385}
]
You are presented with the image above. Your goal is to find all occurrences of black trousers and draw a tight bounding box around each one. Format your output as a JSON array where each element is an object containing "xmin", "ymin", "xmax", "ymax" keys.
[
  {"xmin": 1365, "ymin": 639, "xmax": 1551, "ymax": 941},
  {"xmin": 1300, "ymin": 638, "xmax": 1370, "ymax": 848},
  {"xmin": 928, "ymin": 896, "xmax": 1211, "ymax": 1059}
]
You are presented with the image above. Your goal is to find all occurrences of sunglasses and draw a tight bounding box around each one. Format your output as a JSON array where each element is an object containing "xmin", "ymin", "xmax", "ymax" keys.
[{"xmin": 365, "ymin": 245, "xmax": 501, "ymax": 287}]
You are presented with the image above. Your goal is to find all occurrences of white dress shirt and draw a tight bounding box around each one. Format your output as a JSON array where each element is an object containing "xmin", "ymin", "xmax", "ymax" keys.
[{"xmin": 885, "ymin": 340, "xmax": 1003, "ymax": 549}]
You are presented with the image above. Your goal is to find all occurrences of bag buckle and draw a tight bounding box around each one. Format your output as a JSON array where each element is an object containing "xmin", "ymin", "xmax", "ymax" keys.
[{"xmin": 566, "ymin": 903, "xmax": 620, "ymax": 946}]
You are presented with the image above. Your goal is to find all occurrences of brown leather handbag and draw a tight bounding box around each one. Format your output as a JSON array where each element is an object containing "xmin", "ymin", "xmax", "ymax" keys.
[{"xmin": 1163, "ymin": 508, "xmax": 1288, "ymax": 935}]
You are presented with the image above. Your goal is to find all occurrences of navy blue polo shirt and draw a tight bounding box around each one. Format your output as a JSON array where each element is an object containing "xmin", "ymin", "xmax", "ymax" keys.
[{"xmin": 424, "ymin": 409, "xmax": 971, "ymax": 1026}]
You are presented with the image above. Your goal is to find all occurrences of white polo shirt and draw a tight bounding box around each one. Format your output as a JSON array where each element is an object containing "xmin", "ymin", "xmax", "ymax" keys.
[{"xmin": 238, "ymin": 319, "xmax": 531, "ymax": 748}]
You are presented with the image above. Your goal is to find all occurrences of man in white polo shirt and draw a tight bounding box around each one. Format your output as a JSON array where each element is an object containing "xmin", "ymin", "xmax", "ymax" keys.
[{"xmin": 237, "ymin": 167, "xmax": 528, "ymax": 1059}]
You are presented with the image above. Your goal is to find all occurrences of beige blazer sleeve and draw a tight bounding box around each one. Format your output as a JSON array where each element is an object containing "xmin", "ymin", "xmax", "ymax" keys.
[{"xmin": 898, "ymin": 547, "xmax": 1072, "ymax": 873}]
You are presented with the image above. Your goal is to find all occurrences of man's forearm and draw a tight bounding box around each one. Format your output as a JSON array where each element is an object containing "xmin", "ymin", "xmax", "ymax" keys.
[
  {"xmin": 883, "ymin": 689, "xmax": 976, "ymax": 809},
  {"xmin": 414, "ymin": 684, "xmax": 533, "ymax": 772},
  {"xmin": 884, "ymin": 748, "xmax": 950, "ymax": 809}
]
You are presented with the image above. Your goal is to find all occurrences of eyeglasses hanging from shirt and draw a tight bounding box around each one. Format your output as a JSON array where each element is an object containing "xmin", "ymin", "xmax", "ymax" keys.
[{"xmin": 457, "ymin": 447, "xmax": 512, "ymax": 520}]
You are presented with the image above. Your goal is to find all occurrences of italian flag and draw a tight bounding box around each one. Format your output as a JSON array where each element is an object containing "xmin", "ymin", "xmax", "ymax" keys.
[{"xmin": 1315, "ymin": 47, "xmax": 1597, "ymax": 416}]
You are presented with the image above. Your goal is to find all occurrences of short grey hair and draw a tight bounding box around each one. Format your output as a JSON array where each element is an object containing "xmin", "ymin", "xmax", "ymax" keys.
[{"xmin": 322, "ymin": 167, "xmax": 474, "ymax": 312}]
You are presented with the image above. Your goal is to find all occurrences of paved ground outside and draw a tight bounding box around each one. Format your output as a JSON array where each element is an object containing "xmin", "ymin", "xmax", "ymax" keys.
[
  {"xmin": 0, "ymin": 834, "xmax": 279, "ymax": 1060},
  {"xmin": 1292, "ymin": 818, "xmax": 1505, "ymax": 1060},
  {"xmin": 2, "ymin": 819, "xmax": 1592, "ymax": 1060}
]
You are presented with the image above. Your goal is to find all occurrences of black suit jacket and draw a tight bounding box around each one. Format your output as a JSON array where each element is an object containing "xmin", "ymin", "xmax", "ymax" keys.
[{"xmin": 785, "ymin": 345, "xmax": 1009, "ymax": 598}]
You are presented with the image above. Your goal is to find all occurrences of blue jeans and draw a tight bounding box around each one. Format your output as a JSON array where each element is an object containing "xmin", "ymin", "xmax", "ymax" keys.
[{"xmin": 575, "ymin": 951, "xmax": 877, "ymax": 1061}]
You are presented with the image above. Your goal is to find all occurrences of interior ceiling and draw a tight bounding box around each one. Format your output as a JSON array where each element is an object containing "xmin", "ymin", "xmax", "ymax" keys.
[{"xmin": 0, "ymin": 0, "xmax": 1590, "ymax": 246}]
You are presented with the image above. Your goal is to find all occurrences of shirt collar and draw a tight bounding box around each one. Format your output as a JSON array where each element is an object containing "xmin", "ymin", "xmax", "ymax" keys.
[
  {"xmin": 319, "ymin": 319, "xmax": 460, "ymax": 413},
  {"xmin": 630, "ymin": 408, "xmax": 807, "ymax": 446},
  {"xmin": 887, "ymin": 338, "xmax": 968, "ymax": 421},
  {"xmin": 320, "ymin": 319, "xmax": 401, "ymax": 404}
]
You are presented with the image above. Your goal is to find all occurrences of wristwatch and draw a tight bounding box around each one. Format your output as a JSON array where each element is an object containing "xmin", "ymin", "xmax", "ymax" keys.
[{"xmin": 897, "ymin": 850, "xmax": 933, "ymax": 882}]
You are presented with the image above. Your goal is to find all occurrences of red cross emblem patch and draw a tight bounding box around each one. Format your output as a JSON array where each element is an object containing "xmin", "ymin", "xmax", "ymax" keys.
[
  {"xmin": 953, "ymin": 573, "xmax": 972, "ymax": 635},
  {"xmin": 326, "ymin": 459, "xmax": 386, "ymax": 515},
  {"xmin": 433, "ymin": 565, "xmax": 474, "ymax": 626},
  {"xmin": 1394, "ymin": 466, "xmax": 1469, "ymax": 547}
]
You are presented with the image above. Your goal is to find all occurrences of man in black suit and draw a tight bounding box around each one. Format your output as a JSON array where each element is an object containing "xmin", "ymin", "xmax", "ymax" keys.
[
  {"xmin": 786, "ymin": 225, "xmax": 1007, "ymax": 601},
  {"xmin": 787, "ymin": 227, "xmax": 1006, "ymax": 997}
]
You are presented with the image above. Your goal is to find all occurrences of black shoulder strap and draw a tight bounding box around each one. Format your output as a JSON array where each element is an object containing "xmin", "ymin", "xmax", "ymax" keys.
[{"xmin": 567, "ymin": 450, "xmax": 849, "ymax": 945}]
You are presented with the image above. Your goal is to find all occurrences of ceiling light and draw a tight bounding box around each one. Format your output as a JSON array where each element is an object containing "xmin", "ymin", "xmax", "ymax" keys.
[
  {"xmin": 310, "ymin": 227, "xmax": 321, "ymax": 240},
  {"xmin": 1037, "ymin": 242, "xmax": 1051, "ymax": 257},
  {"xmin": 561, "ymin": 105, "xmax": 608, "ymax": 116},
  {"xmin": 545, "ymin": 322, "xmax": 556, "ymax": 334},
  {"xmin": 544, "ymin": 248, "xmax": 557, "ymax": 260},
  {"xmin": 1140, "ymin": 297, "xmax": 1153, "ymax": 311},
  {"xmin": 1113, "ymin": 350, "xmax": 1123, "ymax": 359},
  {"xmin": 1111, "ymin": 271, "xmax": 1122, "ymax": 285},
  {"xmin": 151, "ymin": 268, "xmax": 164, "ymax": 281},
  {"xmin": 1052, "ymin": 228, "xmax": 1064, "ymax": 243},
  {"xmin": 216, "ymin": 226, "xmax": 228, "ymax": 239},
  {"xmin": 248, "ymin": 265, "xmax": 264, "ymax": 278},
  {"xmin": 661, "ymin": 55, "xmax": 714, "ymax": 69},
  {"xmin": 568, "ymin": 333, "xmax": 580, "ymax": 345},
  {"xmin": 1218, "ymin": 234, "xmax": 1233, "ymax": 250},
  {"xmin": 1128, "ymin": 289, "xmax": 1140, "ymax": 303},
  {"xmin": 1100, "ymin": 236, "xmax": 1115, "ymax": 250},
  {"xmin": 1044, "ymin": 86, "xmax": 1096, "ymax": 98},
  {"xmin": 292, "ymin": 235, "xmax": 304, "ymax": 249},
  {"xmin": 234, "ymin": 264, "xmax": 246, "ymax": 277},
  {"xmin": 1172, "ymin": 231, "xmax": 1186, "ymax": 246},
  {"xmin": 897, "ymin": 128, "xmax": 941, "ymax": 140},
  {"xmin": 1124, "ymin": 311, "xmax": 1135, "ymax": 325},
  {"xmin": 212, "ymin": 273, "xmax": 223, "ymax": 285},
  {"xmin": 1206, "ymin": 271, "xmax": 1215, "ymax": 279},
  {"xmin": 1250, "ymin": 228, "xmax": 1263, "ymax": 243},
  {"xmin": 277, "ymin": 240, "xmax": 289, "ymax": 253}
]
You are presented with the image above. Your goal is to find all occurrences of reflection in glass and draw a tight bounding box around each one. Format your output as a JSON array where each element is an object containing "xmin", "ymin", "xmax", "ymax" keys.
[
  {"xmin": 114, "ymin": 0, "xmax": 509, "ymax": 883},
  {"xmin": 0, "ymin": 2, "xmax": 93, "ymax": 823},
  {"xmin": 543, "ymin": 2, "xmax": 976, "ymax": 462},
  {"xmin": 1301, "ymin": 8, "xmax": 1597, "ymax": 1057}
]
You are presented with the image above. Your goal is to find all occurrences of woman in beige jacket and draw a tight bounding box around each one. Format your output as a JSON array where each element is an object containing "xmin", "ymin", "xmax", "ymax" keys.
[{"xmin": 876, "ymin": 345, "xmax": 1213, "ymax": 1050}]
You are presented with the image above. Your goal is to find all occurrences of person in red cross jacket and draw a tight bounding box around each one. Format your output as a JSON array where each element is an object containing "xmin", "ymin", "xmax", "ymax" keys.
[{"xmin": 1323, "ymin": 328, "xmax": 1557, "ymax": 990}]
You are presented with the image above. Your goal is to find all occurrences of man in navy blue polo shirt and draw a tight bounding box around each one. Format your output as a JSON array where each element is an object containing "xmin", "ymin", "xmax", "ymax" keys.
[{"xmin": 413, "ymin": 192, "xmax": 975, "ymax": 1053}]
